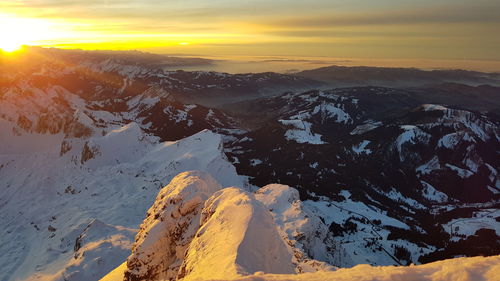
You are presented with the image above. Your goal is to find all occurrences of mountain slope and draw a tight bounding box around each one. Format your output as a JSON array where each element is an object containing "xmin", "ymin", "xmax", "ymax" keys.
[
  {"xmin": 1, "ymin": 48, "xmax": 499, "ymax": 280},
  {"xmin": 224, "ymin": 89, "xmax": 499, "ymax": 264},
  {"xmin": 295, "ymin": 65, "xmax": 500, "ymax": 87},
  {"xmin": 0, "ymin": 128, "xmax": 246, "ymax": 281}
]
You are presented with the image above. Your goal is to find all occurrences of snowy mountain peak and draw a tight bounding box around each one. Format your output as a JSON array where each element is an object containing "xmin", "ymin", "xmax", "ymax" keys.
[{"xmin": 125, "ymin": 171, "xmax": 222, "ymax": 281}]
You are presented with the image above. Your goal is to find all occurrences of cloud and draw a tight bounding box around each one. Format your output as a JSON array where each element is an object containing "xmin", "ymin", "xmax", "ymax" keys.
[
  {"xmin": 262, "ymin": 30, "xmax": 459, "ymax": 39},
  {"xmin": 4, "ymin": 1, "xmax": 499, "ymax": 30},
  {"xmin": 268, "ymin": 5, "xmax": 500, "ymax": 28}
]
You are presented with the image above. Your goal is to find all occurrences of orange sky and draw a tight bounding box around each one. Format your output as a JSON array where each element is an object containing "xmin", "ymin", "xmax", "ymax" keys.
[{"xmin": 1, "ymin": 0, "xmax": 500, "ymax": 69}]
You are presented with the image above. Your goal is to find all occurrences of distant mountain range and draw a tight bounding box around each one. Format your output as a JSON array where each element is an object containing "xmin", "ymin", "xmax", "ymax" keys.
[
  {"xmin": 0, "ymin": 48, "xmax": 498, "ymax": 281},
  {"xmin": 295, "ymin": 65, "xmax": 500, "ymax": 87}
]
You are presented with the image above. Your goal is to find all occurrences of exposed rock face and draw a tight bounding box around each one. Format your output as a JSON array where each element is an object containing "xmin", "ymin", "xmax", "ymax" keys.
[{"xmin": 124, "ymin": 171, "xmax": 222, "ymax": 281}]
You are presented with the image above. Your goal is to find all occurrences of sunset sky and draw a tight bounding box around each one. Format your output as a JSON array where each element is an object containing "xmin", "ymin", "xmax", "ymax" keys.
[{"xmin": 1, "ymin": 0, "xmax": 500, "ymax": 61}]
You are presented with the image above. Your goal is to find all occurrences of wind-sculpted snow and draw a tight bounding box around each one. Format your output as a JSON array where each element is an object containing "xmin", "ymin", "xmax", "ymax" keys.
[{"xmin": 103, "ymin": 255, "xmax": 500, "ymax": 281}]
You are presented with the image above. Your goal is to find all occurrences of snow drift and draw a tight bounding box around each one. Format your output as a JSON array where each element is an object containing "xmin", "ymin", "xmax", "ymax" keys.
[{"xmin": 104, "ymin": 255, "xmax": 500, "ymax": 281}]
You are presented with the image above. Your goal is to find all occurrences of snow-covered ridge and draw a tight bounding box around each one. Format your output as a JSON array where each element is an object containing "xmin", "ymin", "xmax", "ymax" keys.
[
  {"xmin": 255, "ymin": 185, "xmax": 349, "ymax": 270},
  {"xmin": 103, "ymin": 255, "xmax": 500, "ymax": 281},
  {"xmin": 2, "ymin": 49, "xmax": 499, "ymax": 280},
  {"xmin": 102, "ymin": 171, "xmax": 500, "ymax": 280}
]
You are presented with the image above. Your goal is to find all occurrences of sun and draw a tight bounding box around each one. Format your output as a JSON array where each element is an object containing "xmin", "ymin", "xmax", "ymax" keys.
[
  {"xmin": 0, "ymin": 39, "xmax": 24, "ymax": 53},
  {"xmin": 0, "ymin": 14, "xmax": 62, "ymax": 52},
  {"xmin": 0, "ymin": 15, "xmax": 30, "ymax": 52}
]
